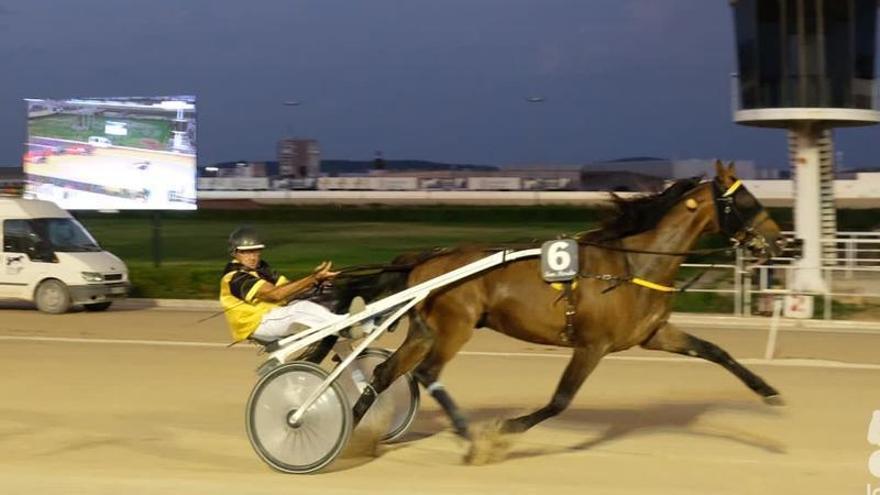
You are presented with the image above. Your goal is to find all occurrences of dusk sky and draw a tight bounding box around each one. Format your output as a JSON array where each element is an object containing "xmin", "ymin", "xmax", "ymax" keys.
[{"xmin": 2, "ymin": 0, "xmax": 878, "ymax": 168}]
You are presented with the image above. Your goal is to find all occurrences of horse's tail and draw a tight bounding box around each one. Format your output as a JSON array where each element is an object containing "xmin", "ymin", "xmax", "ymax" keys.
[
  {"xmin": 327, "ymin": 247, "xmax": 451, "ymax": 313},
  {"xmin": 328, "ymin": 265, "xmax": 411, "ymax": 312}
]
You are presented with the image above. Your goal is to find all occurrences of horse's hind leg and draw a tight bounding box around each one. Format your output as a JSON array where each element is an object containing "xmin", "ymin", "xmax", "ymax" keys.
[
  {"xmin": 501, "ymin": 344, "xmax": 605, "ymax": 434},
  {"xmin": 641, "ymin": 322, "xmax": 782, "ymax": 404},
  {"xmin": 352, "ymin": 312, "xmax": 434, "ymax": 425}
]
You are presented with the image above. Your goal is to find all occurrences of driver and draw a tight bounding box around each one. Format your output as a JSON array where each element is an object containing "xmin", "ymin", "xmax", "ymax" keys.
[{"xmin": 219, "ymin": 226, "xmax": 366, "ymax": 343}]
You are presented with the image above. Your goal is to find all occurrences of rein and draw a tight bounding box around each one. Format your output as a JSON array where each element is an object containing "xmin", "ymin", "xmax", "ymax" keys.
[
  {"xmin": 334, "ymin": 179, "xmax": 759, "ymax": 301},
  {"xmin": 575, "ymin": 178, "xmax": 754, "ymax": 258},
  {"xmin": 576, "ymin": 268, "xmax": 712, "ymax": 294},
  {"xmin": 571, "ymin": 178, "xmax": 757, "ymax": 293},
  {"xmin": 577, "ymin": 239, "xmax": 734, "ymax": 257},
  {"xmin": 204, "ymin": 179, "xmax": 762, "ymax": 332},
  {"xmin": 197, "ymin": 262, "xmax": 406, "ymax": 325}
]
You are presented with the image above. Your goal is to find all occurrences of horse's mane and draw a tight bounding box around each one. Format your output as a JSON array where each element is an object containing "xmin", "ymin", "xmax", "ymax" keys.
[{"xmin": 579, "ymin": 177, "xmax": 702, "ymax": 242}]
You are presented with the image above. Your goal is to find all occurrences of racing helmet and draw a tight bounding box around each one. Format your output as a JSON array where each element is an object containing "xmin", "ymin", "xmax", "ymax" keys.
[{"xmin": 228, "ymin": 226, "xmax": 265, "ymax": 254}]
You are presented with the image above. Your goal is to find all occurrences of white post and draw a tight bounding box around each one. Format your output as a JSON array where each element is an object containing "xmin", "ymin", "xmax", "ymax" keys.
[
  {"xmin": 846, "ymin": 238, "xmax": 855, "ymax": 279},
  {"xmin": 823, "ymin": 268, "xmax": 833, "ymax": 320},
  {"xmin": 734, "ymin": 248, "xmax": 743, "ymax": 316},
  {"xmin": 764, "ymin": 297, "xmax": 784, "ymax": 360},
  {"xmin": 789, "ymin": 124, "xmax": 828, "ymax": 293}
]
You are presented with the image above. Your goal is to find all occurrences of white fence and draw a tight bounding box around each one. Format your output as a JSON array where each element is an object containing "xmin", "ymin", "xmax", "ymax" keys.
[{"xmin": 681, "ymin": 231, "xmax": 880, "ymax": 319}]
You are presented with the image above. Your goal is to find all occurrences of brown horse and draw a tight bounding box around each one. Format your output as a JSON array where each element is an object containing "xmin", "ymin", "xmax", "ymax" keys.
[{"xmin": 340, "ymin": 161, "xmax": 787, "ymax": 442}]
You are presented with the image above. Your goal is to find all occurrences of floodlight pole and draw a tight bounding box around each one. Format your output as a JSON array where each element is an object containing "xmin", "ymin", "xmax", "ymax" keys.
[{"xmin": 152, "ymin": 211, "xmax": 162, "ymax": 267}]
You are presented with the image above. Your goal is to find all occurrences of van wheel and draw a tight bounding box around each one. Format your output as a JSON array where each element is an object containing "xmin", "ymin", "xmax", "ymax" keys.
[
  {"xmin": 84, "ymin": 301, "xmax": 112, "ymax": 312},
  {"xmin": 34, "ymin": 280, "xmax": 72, "ymax": 314}
]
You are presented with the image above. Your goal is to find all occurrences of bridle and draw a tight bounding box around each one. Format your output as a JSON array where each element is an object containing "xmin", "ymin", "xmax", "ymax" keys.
[
  {"xmin": 575, "ymin": 179, "xmax": 778, "ymax": 258},
  {"xmin": 711, "ymin": 178, "xmax": 773, "ymax": 257}
]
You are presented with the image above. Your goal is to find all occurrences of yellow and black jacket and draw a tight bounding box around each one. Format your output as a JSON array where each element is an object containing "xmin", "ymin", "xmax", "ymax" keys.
[{"xmin": 219, "ymin": 260, "xmax": 289, "ymax": 341}]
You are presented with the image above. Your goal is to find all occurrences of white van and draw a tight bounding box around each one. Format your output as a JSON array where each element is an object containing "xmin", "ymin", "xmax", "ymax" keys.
[
  {"xmin": 87, "ymin": 136, "xmax": 112, "ymax": 148},
  {"xmin": 0, "ymin": 199, "xmax": 129, "ymax": 313}
]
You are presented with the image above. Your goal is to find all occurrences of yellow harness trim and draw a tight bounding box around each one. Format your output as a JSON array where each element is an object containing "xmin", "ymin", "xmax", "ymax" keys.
[
  {"xmin": 550, "ymin": 280, "xmax": 578, "ymax": 291},
  {"xmin": 722, "ymin": 179, "xmax": 743, "ymax": 197},
  {"xmin": 551, "ymin": 278, "xmax": 674, "ymax": 293},
  {"xmin": 631, "ymin": 277, "xmax": 677, "ymax": 292}
]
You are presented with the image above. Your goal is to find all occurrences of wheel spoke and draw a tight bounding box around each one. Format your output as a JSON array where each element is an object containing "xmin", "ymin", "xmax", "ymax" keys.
[{"xmin": 246, "ymin": 362, "xmax": 352, "ymax": 473}]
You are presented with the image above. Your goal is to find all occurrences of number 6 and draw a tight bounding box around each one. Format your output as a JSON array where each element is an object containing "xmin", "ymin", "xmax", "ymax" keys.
[{"xmin": 548, "ymin": 241, "xmax": 571, "ymax": 271}]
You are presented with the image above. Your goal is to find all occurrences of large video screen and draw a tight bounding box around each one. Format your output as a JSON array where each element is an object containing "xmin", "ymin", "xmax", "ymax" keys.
[{"xmin": 23, "ymin": 96, "xmax": 197, "ymax": 210}]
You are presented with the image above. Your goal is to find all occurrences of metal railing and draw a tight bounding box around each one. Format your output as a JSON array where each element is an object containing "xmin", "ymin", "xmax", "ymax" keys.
[{"xmin": 679, "ymin": 232, "xmax": 880, "ymax": 319}]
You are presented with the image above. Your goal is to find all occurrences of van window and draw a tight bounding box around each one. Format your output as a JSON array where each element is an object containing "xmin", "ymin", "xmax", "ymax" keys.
[
  {"xmin": 2, "ymin": 220, "xmax": 54, "ymax": 261},
  {"xmin": 3, "ymin": 219, "xmax": 100, "ymax": 254},
  {"xmin": 43, "ymin": 219, "xmax": 101, "ymax": 252},
  {"xmin": 3, "ymin": 220, "xmax": 34, "ymax": 253}
]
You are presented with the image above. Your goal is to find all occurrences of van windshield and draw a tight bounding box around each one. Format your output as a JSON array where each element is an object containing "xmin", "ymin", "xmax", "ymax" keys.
[{"xmin": 31, "ymin": 218, "xmax": 102, "ymax": 252}]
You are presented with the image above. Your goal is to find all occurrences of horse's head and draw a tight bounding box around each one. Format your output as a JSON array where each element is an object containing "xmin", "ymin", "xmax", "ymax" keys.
[{"xmin": 711, "ymin": 160, "xmax": 786, "ymax": 263}]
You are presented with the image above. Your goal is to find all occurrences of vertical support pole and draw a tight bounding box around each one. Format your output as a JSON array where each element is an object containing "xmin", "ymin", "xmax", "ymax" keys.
[
  {"xmin": 152, "ymin": 211, "xmax": 162, "ymax": 268},
  {"xmin": 734, "ymin": 248, "xmax": 743, "ymax": 316},
  {"xmin": 818, "ymin": 129, "xmax": 838, "ymax": 263},
  {"xmin": 823, "ymin": 268, "xmax": 833, "ymax": 320},
  {"xmin": 744, "ymin": 263, "xmax": 752, "ymax": 317},
  {"xmin": 789, "ymin": 124, "xmax": 828, "ymax": 293},
  {"xmin": 764, "ymin": 297, "xmax": 783, "ymax": 360}
]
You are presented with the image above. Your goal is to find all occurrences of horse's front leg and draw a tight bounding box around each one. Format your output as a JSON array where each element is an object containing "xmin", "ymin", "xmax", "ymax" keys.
[
  {"xmin": 501, "ymin": 342, "xmax": 606, "ymax": 434},
  {"xmin": 640, "ymin": 322, "xmax": 783, "ymax": 405}
]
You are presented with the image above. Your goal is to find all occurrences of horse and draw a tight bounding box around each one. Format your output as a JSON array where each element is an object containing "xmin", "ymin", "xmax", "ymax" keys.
[{"xmin": 335, "ymin": 161, "xmax": 787, "ymax": 447}]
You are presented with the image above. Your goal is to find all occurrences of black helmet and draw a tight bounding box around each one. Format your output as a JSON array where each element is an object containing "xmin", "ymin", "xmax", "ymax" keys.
[{"xmin": 228, "ymin": 226, "xmax": 265, "ymax": 254}]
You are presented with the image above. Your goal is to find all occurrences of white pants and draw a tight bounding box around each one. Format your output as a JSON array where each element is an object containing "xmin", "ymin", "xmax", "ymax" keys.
[{"xmin": 252, "ymin": 300, "xmax": 343, "ymax": 341}]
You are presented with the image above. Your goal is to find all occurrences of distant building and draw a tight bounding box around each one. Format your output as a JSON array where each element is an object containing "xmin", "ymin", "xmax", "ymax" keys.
[
  {"xmin": 277, "ymin": 139, "xmax": 320, "ymax": 178},
  {"xmin": 202, "ymin": 161, "xmax": 272, "ymax": 178},
  {"xmin": 375, "ymin": 165, "xmax": 580, "ymax": 190},
  {"xmin": 581, "ymin": 157, "xmax": 757, "ymax": 180}
]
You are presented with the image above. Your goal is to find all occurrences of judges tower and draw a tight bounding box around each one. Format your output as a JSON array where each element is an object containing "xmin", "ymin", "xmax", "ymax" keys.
[{"xmin": 729, "ymin": 0, "xmax": 879, "ymax": 291}]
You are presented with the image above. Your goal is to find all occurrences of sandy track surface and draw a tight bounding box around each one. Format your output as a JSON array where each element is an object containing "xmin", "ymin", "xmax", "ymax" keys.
[{"xmin": 0, "ymin": 307, "xmax": 878, "ymax": 494}]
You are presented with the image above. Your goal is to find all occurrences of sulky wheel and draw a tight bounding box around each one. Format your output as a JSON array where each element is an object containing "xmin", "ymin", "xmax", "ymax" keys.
[
  {"xmin": 246, "ymin": 361, "xmax": 352, "ymax": 474},
  {"xmin": 349, "ymin": 348, "xmax": 420, "ymax": 443}
]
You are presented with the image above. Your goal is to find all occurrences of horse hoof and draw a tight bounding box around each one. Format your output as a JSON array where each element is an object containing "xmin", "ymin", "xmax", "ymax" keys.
[
  {"xmin": 464, "ymin": 420, "xmax": 511, "ymax": 465},
  {"xmin": 763, "ymin": 394, "xmax": 785, "ymax": 406}
]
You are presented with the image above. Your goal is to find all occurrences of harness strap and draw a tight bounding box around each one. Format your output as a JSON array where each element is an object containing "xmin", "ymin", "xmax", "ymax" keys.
[
  {"xmin": 561, "ymin": 282, "xmax": 577, "ymax": 345},
  {"xmin": 722, "ymin": 179, "xmax": 743, "ymax": 197},
  {"xmin": 631, "ymin": 277, "xmax": 677, "ymax": 292},
  {"xmin": 550, "ymin": 280, "xmax": 579, "ymax": 291},
  {"xmin": 554, "ymin": 273, "xmax": 675, "ymax": 344}
]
